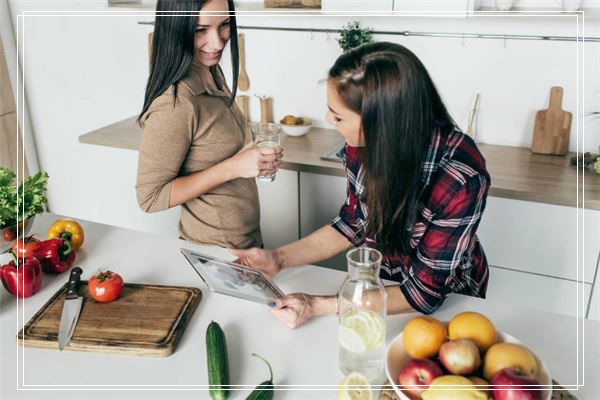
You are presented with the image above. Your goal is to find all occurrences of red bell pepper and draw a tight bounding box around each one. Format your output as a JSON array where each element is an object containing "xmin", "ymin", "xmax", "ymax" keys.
[
  {"xmin": 0, "ymin": 252, "xmax": 43, "ymax": 298},
  {"xmin": 34, "ymin": 238, "xmax": 76, "ymax": 273}
]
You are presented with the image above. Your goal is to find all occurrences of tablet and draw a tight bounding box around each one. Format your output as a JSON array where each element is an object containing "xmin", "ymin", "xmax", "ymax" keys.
[{"xmin": 180, "ymin": 248, "xmax": 284, "ymax": 305}]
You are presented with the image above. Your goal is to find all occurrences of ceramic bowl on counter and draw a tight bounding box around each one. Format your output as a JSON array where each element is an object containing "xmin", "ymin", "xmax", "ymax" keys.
[
  {"xmin": 1, "ymin": 215, "xmax": 36, "ymax": 253},
  {"xmin": 280, "ymin": 117, "xmax": 313, "ymax": 137},
  {"xmin": 385, "ymin": 326, "xmax": 552, "ymax": 400}
]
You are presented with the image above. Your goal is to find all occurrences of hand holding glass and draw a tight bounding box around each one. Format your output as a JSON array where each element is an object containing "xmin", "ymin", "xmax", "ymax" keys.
[{"xmin": 252, "ymin": 123, "xmax": 282, "ymax": 182}]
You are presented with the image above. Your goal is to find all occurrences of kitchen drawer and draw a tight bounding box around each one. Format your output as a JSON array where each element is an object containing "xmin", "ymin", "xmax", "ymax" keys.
[
  {"xmin": 299, "ymin": 172, "xmax": 347, "ymax": 270},
  {"xmin": 477, "ymin": 197, "xmax": 600, "ymax": 283},
  {"xmin": 486, "ymin": 266, "xmax": 591, "ymax": 318},
  {"xmin": 258, "ymin": 169, "xmax": 299, "ymax": 249}
]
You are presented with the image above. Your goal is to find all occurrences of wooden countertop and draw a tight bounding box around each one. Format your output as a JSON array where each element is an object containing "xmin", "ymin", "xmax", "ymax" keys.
[{"xmin": 79, "ymin": 116, "xmax": 600, "ymax": 210}]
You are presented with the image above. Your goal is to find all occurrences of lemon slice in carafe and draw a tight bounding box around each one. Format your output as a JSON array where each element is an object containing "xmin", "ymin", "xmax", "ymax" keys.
[
  {"xmin": 337, "ymin": 372, "xmax": 373, "ymax": 400},
  {"xmin": 338, "ymin": 309, "xmax": 385, "ymax": 353}
]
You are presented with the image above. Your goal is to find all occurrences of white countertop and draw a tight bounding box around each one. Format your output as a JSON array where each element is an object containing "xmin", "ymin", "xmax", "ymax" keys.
[{"xmin": 1, "ymin": 213, "xmax": 599, "ymax": 399}]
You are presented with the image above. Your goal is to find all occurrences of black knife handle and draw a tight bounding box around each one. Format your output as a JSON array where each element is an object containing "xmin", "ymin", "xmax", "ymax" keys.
[{"xmin": 65, "ymin": 267, "xmax": 83, "ymax": 300}]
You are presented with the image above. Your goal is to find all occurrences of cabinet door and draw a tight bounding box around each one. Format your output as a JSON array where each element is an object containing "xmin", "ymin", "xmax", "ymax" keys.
[
  {"xmin": 321, "ymin": 0, "xmax": 393, "ymax": 11},
  {"xmin": 299, "ymin": 172, "xmax": 347, "ymax": 270},
  {"xmin": 394, "ymin": 0, "xmax": 473, "ymax": 14},
  {"xmin": 0, "ymin": 39, "xmax": 27, "ymax": 175},
  {"xmin": 486, "ymin": 266, "xmax": 591, "ymax": 318},
  {"xmin": 258, "ymin": 169, "xmax": 299, "ymax": 249},
  {"xmin": 477, "ymin": 197, "xmax": 600, "ymax": 283}
]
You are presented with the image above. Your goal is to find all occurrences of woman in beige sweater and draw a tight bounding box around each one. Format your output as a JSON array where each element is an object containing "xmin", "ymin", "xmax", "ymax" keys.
[{"xmin": 136, "ymin": 0, "xmax": 282, "ymax": 248}]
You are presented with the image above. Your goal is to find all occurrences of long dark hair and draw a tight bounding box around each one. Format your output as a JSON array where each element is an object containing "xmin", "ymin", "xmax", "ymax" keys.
[
  {"xmin": 138, "ymin": 0, "xmax": 239, "ymax": 121},
  {"xmin": 329, "ymin": 42, "xmax": 456, "ymax": 255}
]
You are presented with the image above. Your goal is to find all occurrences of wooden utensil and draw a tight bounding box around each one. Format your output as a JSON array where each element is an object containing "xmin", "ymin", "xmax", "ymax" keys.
[
  {"xmin": 18, "ymin": 282, "xmax": 202, "ymax": 357},
  {"xmin": 235, "ymin": 95, "xmax": 250, "ymax": 122},
  {"xmin": 238, "ymin": 33, "xmax": 250, "ymax": 92},
  {"xmin": 531, "ymin": 86, "xmax": 572, "ymax": 155},
  {"xmin": 259, "ymin": 97, "xmax": 273, "ymax": 123},
  {"xmin": 466, "ymin": 93, "xmax": 480, "ymax": 138}
]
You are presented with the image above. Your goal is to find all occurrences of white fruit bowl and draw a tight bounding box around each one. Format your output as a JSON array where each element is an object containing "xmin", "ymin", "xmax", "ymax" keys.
[
  {"xmin": 385, "ymin": 327, "xmax": 552, "ymax": 400},
  {"xmin": 280, "ymin": 118, "xmax": 313, "ymax": 137}
]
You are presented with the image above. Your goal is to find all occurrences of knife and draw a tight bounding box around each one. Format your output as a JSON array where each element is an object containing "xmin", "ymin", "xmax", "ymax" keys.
[{"xmin": 58, "ymin": 267, "xmax": 83, "ymax": 351}]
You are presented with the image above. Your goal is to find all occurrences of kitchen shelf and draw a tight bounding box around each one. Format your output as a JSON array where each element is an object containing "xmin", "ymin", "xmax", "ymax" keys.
[
  {"xmin": 79, "ymin": 116, "xmax": 600, "ymax": 210},
  {"xmin": 107, "ymin": 1, "xmax": 600, "ymax": 20}
]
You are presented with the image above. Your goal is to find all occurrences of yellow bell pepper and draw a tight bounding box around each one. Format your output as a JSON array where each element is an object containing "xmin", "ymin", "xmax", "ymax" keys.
[{"xmin": 47, "ymin": 219, "xmax": 85, "ymax": 251}]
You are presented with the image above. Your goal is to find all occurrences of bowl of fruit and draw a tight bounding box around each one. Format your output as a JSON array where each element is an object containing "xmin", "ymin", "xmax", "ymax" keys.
[
  {"xmin": 385, "ymin": 312, "xmax": 552, "ymax": 400},
  {"xmin": 280, "ymin": 115, "xmax": 313, "ymax": 137}
]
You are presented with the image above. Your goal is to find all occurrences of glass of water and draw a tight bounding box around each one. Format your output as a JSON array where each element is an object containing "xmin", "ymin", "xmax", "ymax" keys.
[{"xmin": 252, "ymin": 123, "xmax": 282, "ymax": 182}]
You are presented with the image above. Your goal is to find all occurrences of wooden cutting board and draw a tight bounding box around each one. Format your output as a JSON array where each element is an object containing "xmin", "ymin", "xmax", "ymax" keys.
[
  {"xmin": 18, "ymin": 282, "xmax": 202, "ymax": 357},
  {"xmin": 531, "ymin": 86, "xmax": 572, "ymax": 155}
]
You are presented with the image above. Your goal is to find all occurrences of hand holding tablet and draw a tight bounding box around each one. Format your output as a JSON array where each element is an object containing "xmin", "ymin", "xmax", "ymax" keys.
[{"xmin": 181, "ymin": 249, "xmax": 284, "ymax": 305}]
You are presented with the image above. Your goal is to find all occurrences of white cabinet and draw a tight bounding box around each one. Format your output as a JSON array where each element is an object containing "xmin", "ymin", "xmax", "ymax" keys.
[
  {"xmin": 321, "ymin": 0, "xmax": 393, "ymax": 11},
  {"xmin": 394, "ymin": 0, "xmax": 474, "ymax": 15},
  {"xmin": 477, "ymin": 197, "xmax": 600, "ymax": 284},
  {"xmin": 258, "ymin": 169, "xmax": 299, "ymax": 249},
  {"xmin": 299, "ymin": 172, "xmax": 347, "ymax": 270},
  {"xmin": 486, "ymin": 266, "xmax": 592, "ymax": 318}
]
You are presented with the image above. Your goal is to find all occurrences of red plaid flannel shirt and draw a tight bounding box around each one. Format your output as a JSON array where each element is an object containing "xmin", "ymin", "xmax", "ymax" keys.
[{"xmin": 331, "ymin": 129, "xmax": 490, "ymax": 314}]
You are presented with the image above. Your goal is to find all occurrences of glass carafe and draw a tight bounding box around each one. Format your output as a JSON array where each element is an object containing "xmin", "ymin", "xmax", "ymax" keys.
[{"xmin": 338, "ymin": 247, "xmax": 387, "ymax": 383}]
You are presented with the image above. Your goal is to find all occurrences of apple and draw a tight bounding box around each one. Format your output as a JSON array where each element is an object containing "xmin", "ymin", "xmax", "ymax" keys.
[
  {"xmin": 397, "ymin": 358, "xmax": 444, "ymax": 399},
  {"xmin": 490, "ymin": 368, "xmax": 543, "ymax": 400},
  {"xmin": 438, "ymin": 339, "xmax": 481, "ymax": 375},
  {"xmin": 483, "ymin": 343, "xmax": 538, "ymax": 381}
]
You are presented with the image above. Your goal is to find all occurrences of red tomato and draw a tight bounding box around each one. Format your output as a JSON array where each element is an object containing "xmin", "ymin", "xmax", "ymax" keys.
[
  {"xmin": 87, "ymin": 271, "xmax": 124, "ymax": 303},
  {"xmin": 12, "ymin": 236, "xmax": 41, "ymax": 258}
]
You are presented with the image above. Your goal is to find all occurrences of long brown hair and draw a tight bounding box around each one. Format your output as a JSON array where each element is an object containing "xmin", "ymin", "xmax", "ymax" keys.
[
  {"xmin": 138, "ymin": 0, "xmax": 239, "ymax": 121},
  {"xmin": 329, "ymin": 42, "xmax": 456, "ymax": 255}
]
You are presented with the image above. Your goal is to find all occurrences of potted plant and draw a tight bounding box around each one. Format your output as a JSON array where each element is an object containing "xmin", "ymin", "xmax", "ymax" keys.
[{"xmin": 337, "ymin": 21, "xmax": 373, "ymax": 53}]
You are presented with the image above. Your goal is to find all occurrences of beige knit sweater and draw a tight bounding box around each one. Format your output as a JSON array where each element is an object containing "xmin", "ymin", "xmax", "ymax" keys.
[{"xmin": 136, "ymin": 62, "xmax": 262, "ymax": 249}]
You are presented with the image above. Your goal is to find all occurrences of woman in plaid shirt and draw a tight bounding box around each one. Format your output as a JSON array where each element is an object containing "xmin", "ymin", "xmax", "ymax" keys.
[{"xmin": 232, "ymin": 42, "xmax": 490, "ymax": 328}]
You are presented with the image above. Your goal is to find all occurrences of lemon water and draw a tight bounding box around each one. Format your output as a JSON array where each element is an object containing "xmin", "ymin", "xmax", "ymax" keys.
[
  {"xmin": 338, "ymin": 309, "xmax": 386, "ymax": 383},
  {"xmin": 339, "ymin": 344, "xmax": 385, "ymax": 383},
  {"xmin": 337, "ymin": 247, "xmax": 387, "ymax": 384}
]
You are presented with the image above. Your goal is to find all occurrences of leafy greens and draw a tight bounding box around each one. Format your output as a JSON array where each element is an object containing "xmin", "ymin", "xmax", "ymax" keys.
[{"xmin": 0, "ymin": 167, "xmax": 48, "ymax": 228}]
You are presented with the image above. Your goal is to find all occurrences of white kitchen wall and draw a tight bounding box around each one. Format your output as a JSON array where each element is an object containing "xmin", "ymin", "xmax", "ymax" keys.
[{"xmin": 4, "ymin": 0, "xmax": 600, "ymax": 240}]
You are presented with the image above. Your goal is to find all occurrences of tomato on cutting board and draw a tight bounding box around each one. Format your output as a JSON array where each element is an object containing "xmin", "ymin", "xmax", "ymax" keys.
[{"xmin": 88, "ymin": 271, "xmax": 124, "ymax": 302}]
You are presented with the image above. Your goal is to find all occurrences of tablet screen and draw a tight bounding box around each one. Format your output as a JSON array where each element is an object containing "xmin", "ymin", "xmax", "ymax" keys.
[{"xmin": 180, "ymin": 248, "xmax": 284, "ymax": 305}]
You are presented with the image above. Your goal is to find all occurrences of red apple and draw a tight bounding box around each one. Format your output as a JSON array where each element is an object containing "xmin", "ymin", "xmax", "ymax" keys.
[
  {"xmin": 490, "ymin": 368, "xmax": 543, "ymax": 400},
  {"xmin": 438, "ymin": 339, "xmax": 481, "ymax": 375},
  {"xmin": 397, "ymin": 358, "xmax": 443, "ymax": 399}
]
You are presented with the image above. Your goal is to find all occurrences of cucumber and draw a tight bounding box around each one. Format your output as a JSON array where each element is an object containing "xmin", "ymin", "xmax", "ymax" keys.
[
  {"xmin": 206, "ymin": 321, "xmax": 230, "ymax": 400},
  {"xmin": 245, "ymin": 353, "xmax": 274, "ymax": 400}
]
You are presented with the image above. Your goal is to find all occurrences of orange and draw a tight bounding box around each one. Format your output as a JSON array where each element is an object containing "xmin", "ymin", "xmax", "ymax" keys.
[
  {"xmin": 448, "ymin": 311, "xmax": 497, "ymax": 352},
  {"xmin": 402, "ymin": 316, "xmax": 447, "ymax": 359}
]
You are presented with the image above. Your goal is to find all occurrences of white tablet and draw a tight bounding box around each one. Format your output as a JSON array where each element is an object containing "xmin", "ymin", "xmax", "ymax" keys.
[{"xmin": 180, "ymin": 248, "xmax": 284, "ymax": 305}]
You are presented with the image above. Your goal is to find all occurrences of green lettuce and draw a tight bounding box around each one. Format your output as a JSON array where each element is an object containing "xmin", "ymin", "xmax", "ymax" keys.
[{"xmin": 0, "ymin": 167, "xmax": 48, "ymax": 228}]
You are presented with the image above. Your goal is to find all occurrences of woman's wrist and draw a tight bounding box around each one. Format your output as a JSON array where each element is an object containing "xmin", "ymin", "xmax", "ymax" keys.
[
  {"xmin": 273, "ymin": 247, "xmax": 287, "ymax": 271},
  {"xmin": 311, "ymin": 295, "xmax": 338, "ymax": 317},
  {"xmin": 220, "ymin": 157, "xmax": 238, "ymax": 181}
]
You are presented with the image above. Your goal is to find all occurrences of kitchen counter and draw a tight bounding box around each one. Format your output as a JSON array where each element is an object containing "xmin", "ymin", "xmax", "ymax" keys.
[
  {"xmin": 1, "ymin": 213, "xmax": 599, "ymax": 398},
  {"xmin": 79, "ymin": 116, "xmax": 600, "ymax": 210}
]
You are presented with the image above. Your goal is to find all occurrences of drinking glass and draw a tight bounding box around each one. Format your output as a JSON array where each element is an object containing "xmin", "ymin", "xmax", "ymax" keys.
[{"xmin": 252, "ymin": 123, "xmax": 282, "ymax": 182}]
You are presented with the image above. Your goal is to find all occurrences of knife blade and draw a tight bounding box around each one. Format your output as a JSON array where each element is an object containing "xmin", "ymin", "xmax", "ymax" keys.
[{"xmin": 58, "ymin": 267, "xmax": 83, "ymax": 351}]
